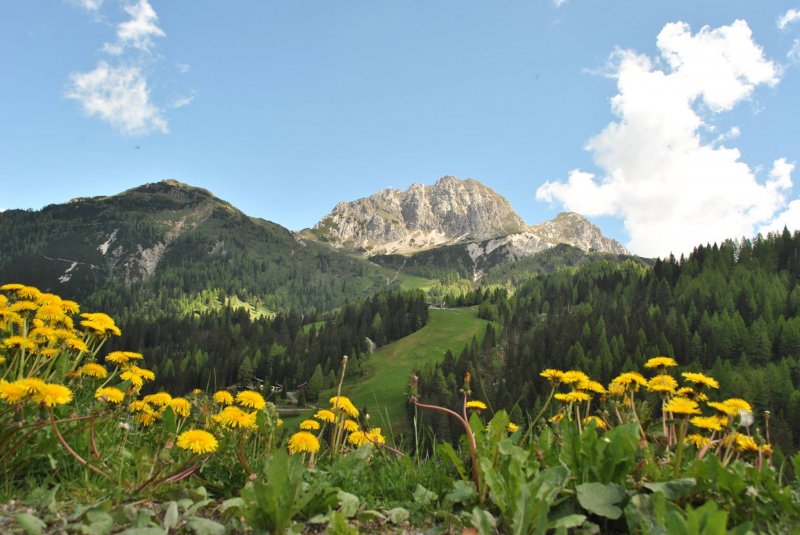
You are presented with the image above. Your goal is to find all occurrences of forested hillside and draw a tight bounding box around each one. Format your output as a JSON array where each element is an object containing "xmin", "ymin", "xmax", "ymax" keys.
[
  {"xmin": 417, "ymin": 231, "xmax": 800, "ymax": 454},
  {"xmin": 107, "ymin": 290, "xmax": 429, "ymax": 399}
]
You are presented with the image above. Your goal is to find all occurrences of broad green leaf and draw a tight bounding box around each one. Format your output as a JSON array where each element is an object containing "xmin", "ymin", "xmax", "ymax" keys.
[
  {"xmin": 644, "ymin": 478, "xmax": 696, "ymax": 501},
  {"xmin": 385, "ymin": 507, "xmax": 409, "ymax": 525},
  {"xmin": 470, "ymin": 507, "xmax": 497, "ymax": 535},
  {"xmin": 444, "ymin": 480, "xmax": 476, "ymax": 505},
  {"xmin": 84, "ymin": 510, "xmax": 114, "ymax": 535},
  {"xmin": 549, "ymin": 514, "xmax": 587, "ymax": 529},
  {"xmin": 186, "ymin": 517, "xmax": 226, "ymax": 535},
  {"xmin": 15, "ymin": 513, "xmax": 47, "ymax": 535},
  {"xmin": 412, "ymin": 484, "xmax": 438, "ymax": 506},
  {"xmin": 163, "ymin": 501, "xmax": 179, "ymax": 530},
  {"xmin": 576, "ymin": 482, "xmax": 626, "ymax": 519},
  {"xmin": 336, "ymin": 491, "xmax": 361, "ymax": 518}
]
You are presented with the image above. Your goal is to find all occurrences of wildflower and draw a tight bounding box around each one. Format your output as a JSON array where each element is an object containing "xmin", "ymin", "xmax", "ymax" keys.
[
  {"xmin": 0, "ymin": 380, "xmax": 29, "ymax": 403},
  {"xmin": 144, "ymin": 392, "xmax": 173, "ymax": 407},
  {"xmin": 685, "ymin": 434, "xmax": 711, "ymax": 448},
  {"xmin": 236, "ymin": 390, "xmax": 266, "ymax": 410},
  {"xmin": 169, "ymin": 397, "xmax": 191, "ymax": 417},
  {"xmin": 608, "ymin": 382, "xmax": 626, "ymax": 397},
  {"xmin": 329, "ymin": 395, "xmax": 359, "ymax": 418},
  {"xmin": 347, "ymin": 429, "xmax": 384, "ymax": 447},
  {"xmin": 135, "ymin": 409, "xmax": 160, "ymax": 426},
  {"xmin": 3, "ymin": 336, "xmax": 36, "ymax": 351},
  {"xmin": 583, "ymin": 415, "xmax": 607, "ymax": 429},
  {"xmin": 80, "ymin": 312, "xmax": 121, "ymax": 336},
  {"xmin": 560, "ymin": 370, "xmax": 590, "ymax": 386},
  {"xmin": 647, "ymin": 375, "xmax": 678, "ymax": 393},
  {"xmin": 554, "ymin": 391, "xmax": 591, "ymax": 403},
  {"xmin": 735, "ymin": 434, "xmax": 759, "ymax": 453},
  {"xmin": 299, "ymin": 419, "xmax": 321, "ymax": 431},
  {"xmin": 644, "ymin": 356, "xmax": 678, "ymax": 369},
  {"xmin": 707, "ymin": 401, "xmax": 738, "ymax": 417},
  {"xmin": 129, "ymin": 366, "xmax": 155, "ymax": 381},
  {"xmin": 95, "ymin": 386, "xmax": 125, "ymax": 404},
  {"xmin": 314, "ymin": 409, "xmax": 336, "ymax": 423},
  {"xmin": 611, "ymin": 372, "xmax": 647, "ymax": 391},
  {"xmin": 277, "ymin": 419, "xmax": 283, "ymax": 427},
  {"xmin": 580, "ymin": 380, "xmax": 608, "ymax": 394},
  {"xmin": 177, "ymin": 429, "xmax": 218, "ymax": 454},
  {"xmin": 342, "ymin": 419, "xmax": 359, "ymax": 432},
  {"xmin": 16, "ymin": 377, "xmax": 47, "ymax": 394},
  {"xmin": 288, "ymin": 431, "xmax": 320, "ymax": 454},
  {"xmin": 506, "ymin": 422, "xmax": 520, "ymax": 432},
  {"xmin": 78, "ymin": 363, "xmax": 108, "ymax": 379},
  {"xmin": 681, "ymin": 372, "xmax": 719, "ymax": 390},
  {"xmin": 65, "ymin": 337, "xmax": 88, "ymax": 353},
  {"xmin": 17, "ymin": 286, "xmax": 42, "ymax": 300},
  {"xmin": 191, "ymin": 388, "xmax": 202, "ymax": 396},
  {"xmin": 213, "ymin": 406, "xmax": 257, "ymax": 429},
  {"xmin": 10, "ymin": 301, "xmax": 38, "ymax": 313},
  {"xmin": 663, "ymin": 397, "xmax": 701, "ymax": 415},
  {"xmin": 31, "ymin": 383, "xmax": 73, "ymax": 407},
  {"xmin": 549, "ymin": 413, "xmax": 564, "ymax": 424},
  {"xmin": 213, "ymin": 390, "xmax": 234, "ymax": 405},
  {"xmin": 760, "ymin": 444, "xmax": 773, "ymax": 455},
  {"xmin": 105, "ymin": 351, "xmax": 134, "ymax": 365},
  {"xmin": 540, "ymin": 369, "xmax": 565, "ymax": 383},
  {"xmin": 722, "ymin": 398, "xmax": 752, "ymax": 413},
  {"xmin": 366, "ymin": 428, "xmax": 385, "ymax": 444},
  {"xmin": 0, "ymin": 283, "xmax": 26, "ymax": 291},
  {"xmin": 128, "ymin": 400, "xmax": 152, "ymax": 413},
  {"xmin": 60, "ymin": 300, "xmax": 80, "ymax": 314},
  {"xmin": 120, "ymin": 371, "xmax": 143, "ymax": 388},
  {"xmin": 35, "ymin": 304, "xmax": 65, "ymax": 322},
  {"xmin": 466, "ymin": 400, "xmax": 488, "ymax": 410},
  {"xmin": 690, "ymin": 415, "xmax": 727, "ymax": 432}
]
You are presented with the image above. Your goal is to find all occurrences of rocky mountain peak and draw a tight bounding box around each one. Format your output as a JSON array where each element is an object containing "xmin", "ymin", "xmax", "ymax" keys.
[
  {"xmin": 530, "ymin": 212, "xmax": 628, "ymax": 255},
  {"xmin": 311, "ymin": 176, "xmax": 528, "ymax": 254}
]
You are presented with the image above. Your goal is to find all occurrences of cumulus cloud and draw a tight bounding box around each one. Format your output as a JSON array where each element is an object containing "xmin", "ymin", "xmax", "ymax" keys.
[
  {"xmin": 73, "ymin": 0, "xmax": 104, "ymax": 11},
  {"xmin": 778, "ymin": 8, "xmax": 800, "ymax": 30},
  {"xmin": 103, "ymin": 0, "xmax": 165, "ymax": 55},
  {"xmin": 536, "ymin": 20, "xmax": 789, "ymax": 257},
  {"xmin": 170, "ymin": 93, "xmax": 195, "ymax": 109},
  {"xmin": 65, "ymin": 61, "xmax": 168, "ymax": 135}
]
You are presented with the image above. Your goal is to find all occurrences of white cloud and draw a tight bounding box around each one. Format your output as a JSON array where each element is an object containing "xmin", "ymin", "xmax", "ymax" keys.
[
  {"xmin": 176, "ymin": 63, "xmax": 190, "ymax": 74},
  {"xmin": 778, "ymin": 8, "xmax": 800, "ymax": 30},
  {"xmin": 72, "ymin": 0, "xmax": 104, "ymax": 11},
  {"xmin": 103, "ymin": 0, "xmax": 165, "ymax": 55},
  {"xmin": 170, "ymin": 93, "xmax": 195, "ymax": 109},
  {"xmin": 553, "ymin": 0, "xmax": 568, "ymax": 7},
  {"xmin": 65, "ymin": 61, "xmax": 168, "ymax": 135},
  {"xmin": 789, "ymin": 38, "xmax": 800, "ymax": 63},
  {"xmin": 536, "ymin": 20, "xmax": 788, "ymax": 257}
]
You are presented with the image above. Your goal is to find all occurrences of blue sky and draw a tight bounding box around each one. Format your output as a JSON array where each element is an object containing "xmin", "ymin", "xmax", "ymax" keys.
[{"xmin": 1, "ymin": 1, "xmax": 798, "ymax": 257}]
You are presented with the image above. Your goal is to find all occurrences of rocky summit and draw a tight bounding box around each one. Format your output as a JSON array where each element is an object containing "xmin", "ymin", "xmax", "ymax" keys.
[
  {"xmin": 310, "ymin": 176, "xmax": 529, "ymax": 254},
  {"xmin": 309, "ymin": 176, "xmax": 628, "ymax": 267}
]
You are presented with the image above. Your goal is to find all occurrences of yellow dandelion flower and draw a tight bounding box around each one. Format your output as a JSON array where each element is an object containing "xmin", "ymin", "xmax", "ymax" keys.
[
  {"xmin": 681, "ymin": 372, "xmax": 719, "ymax": 390},
  {"xmin": 299, "ymin": 419, "xmax": 321, "ymax": 431},
  {"xmin": 80, "ymin": 312, "xmax": 121, "ymax": 336},
  {"xmin": 10, "ymin": 301, "xmax": 38, "ymax": 313},
  {"xmin": 0, "ymin": 283, "xmax": 26, "ymax": 291},
  {"xmin": 644, "ymin": 356, "xmax": 678, "ymax": 369},
  {"xmin": 277, "ymin": 418, "xmax": 283, "ymax": 427},
  {"xmin": 347, "ymin": 430, "xmax": 371, "ymax": 447},
  {"xmin": 135, "ymin": 409, "xmax": 160, "ymax": 426},
  {"xmin": 95, "ymin": 386, "xmax": 125, "ymax": 404},
  {"xmin": 191, "ymin": 388, "xmax": 202, "ymax": 396},
  {"xmin": 0, "ymin": 380, "xmax": 30, "ymax": 403},
  {"xmin": 2, "ymin": 336, "xmax": 36, "ymax": 351},
  {"xmin": 549, "ymin": 413, "xmax": 564, "ymax": 424},
  {"xmin": 60, "ymin": 300, "xmax": 80, "ymax": 314},
  {"xmin": 367, "ymin": 428, "xmax": 385, "ymax": 444},
  {"xmin": 663, "ymin": 397, "xmax": 701, "ymax": 415},
  {"xmin": 17, "ymin": 377, "xmax": 47, "ymax": 394},
  {"xmin": 608, "ymin": 382, "xmax": 626, "ymax": 397},
  {"xmin": 213, "ymin": 390, "xmax": 234, "ymax": 405},
  {"xmin": 580, "ymin": 380, "xmax": 607, "ymax": 394},
  {"xmin": 177, "ymin": 429, "xmax": 218, "ymax": 454},
  {"xmin": 78, "ymin": 363, "xmax": 108, "ymax": 378},
  {"xmin": 120, "ymin": 371, "xmax": 143, "ymax": 388},
  {"xmin": 707, "ymin": 401, "xmax": 738, "ymax": 417},
  {"xmin": 560, "ymin": 370, "xmax": 590, "ymax": 385},
  {"xmin": 144, "ymin": 392, "xmax": 173, "ymax": 407},
  {"xmin": 37, "ymin": 348, "xmax": 59, "ymax": 359},
  {"xmin": 690, "ymin": 415, "xmax": 728, "ymax": 432},
  {"xmin": 236, "ymin": 390, "xmax": 266, "ymax": 410},
  {"xmin": 31, "ymin": 383, "xmax": 73, "ymax": 407},
  {"xmin": 35, "ymin": 304, "xmax": 65, "ymax": 322},
  {"xmin": 735, "ymin": 434, "xmax": 759, "ymax": 453},
  {"xmin": 0, "ymin": 355, "xmax": 4, "ymax": 365},
  {"xmin": 612, "ymin": 372, "xmax": 647, "ymax": 389},
  {"xmin": 169, "ymin": 397, "xmax": 191, "ymax": 417},
  {"xmin": 130, "ymin": 366, "xmax": 155, "ymax": 381},
  {"xmin": 129, "ymin": 400, "xmax": 152, "ymax": 413},
  {"xmin": 466, "ymin": 400, "xmax": 488, "ymax": 410},
  {"xmin": 760, "ymin": 444, "xmax": 773, "ymax": 455},
  {"xmin": 685, "ymin": 434, "xmax": 711, "ymax": 448},
  {"xmin": 647, "ymin": 375, "xmax": 678, "ymax": 393},
  {"xmin": 722, "ymin": 398, "xmax": 752, "ymax": 413},
  {"xmin": 65, "ymin": 337, "xmax": 88, "ymax": 353},
  {"xmin": 17, "ymin": 286, "xmax": 42, "ymax": 300},
  {"xmin": 288, "ymin": 431, "xmax": 320, "ymax": 454},
  {"xmin": 105, "ymin": 351, "xmax": 130, "ymax": 365},
  {"xmin": 583, "ymin": 415, "xmax": 607, "ymax": 429},
  {"xmin": 329, "ymin": 395, "xmax": 359, "ymax": 418},
  {"xmin": 342, "ymin": 419, "xmax": 360, "ymax": 432},
  {"xmin": 506, "ymin": 422, "xmax": 520, "ymax": 432},
  {"xmin": 554, "ymin": 391, "xmax": 591, "ymax": 403},
  {"xmin": 314, "ymin": 409, "xmax": 336, "ymax": 423},
  {"xmin": 539, "ymin": 369, "xmax": 565, "ymax": 382},
  {"xmin": 212, "ymin": 406, "xmax": 257, "ymax": 429}
]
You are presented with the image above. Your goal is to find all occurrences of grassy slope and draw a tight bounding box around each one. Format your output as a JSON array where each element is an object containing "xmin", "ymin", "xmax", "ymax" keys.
[{"xmin": 330, "ymin": 307, "xmax": 489, "ymax": 431}]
